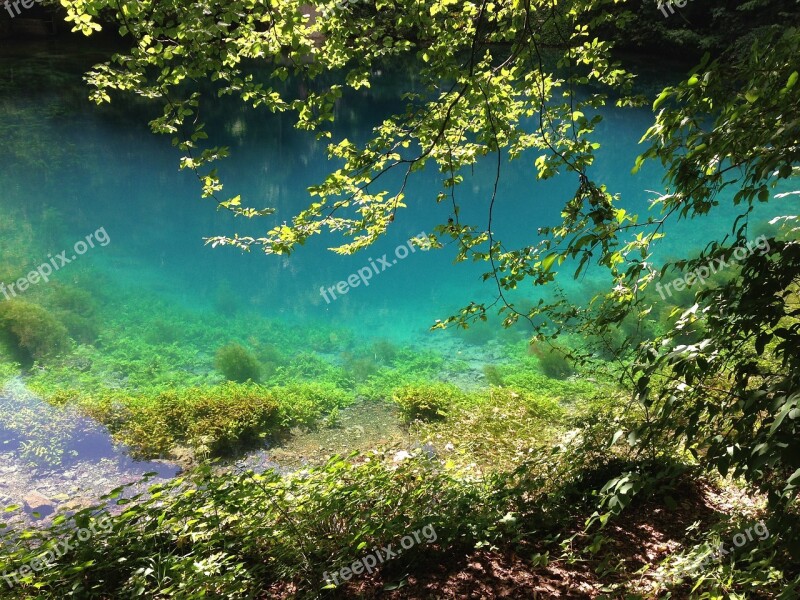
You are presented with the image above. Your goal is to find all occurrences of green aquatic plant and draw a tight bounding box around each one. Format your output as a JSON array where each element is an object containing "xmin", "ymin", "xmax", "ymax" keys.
[
  {"xmin": 58, "ymin": 312, "xmax": 99, "ymax": 345},
  {"xmin": 214, "ymin": 342, "xmax": 260, "ymax": 383},
  {"xmin": 392, "ymin": 382, "xmax": 462, "ymax": 423},
  {"xmin": 142, "ymin": 318, "xmax": 183, "ymax": 345},
  {"xmin": 213, "ymin": 280, "xmax": 240, "ymax": 315},
  {"xmin": 252, "ymin": 340, "xmax": 283, "ymax": 364},
  {"xmin": 499, "ymin": 369, "xmax": 595, "ymax": 399},
  {"xmin": 18, "ymin": 439, "xmax": 65, "ymax": 469},
  {"xmin": 306, "ymin": 327, "xmax": 354, "ymax": 353},
  {"xmin": 63, "ymin": 379, "xmax": 353, "ymax": 459},
  {"xmin": 251, "ymin": 342, "xmax": 284, "ymax": 382},
  {"xmin": 341, "ymin": 351, "xmax": 379, "ymax": 381},
  {"xmin": 413, "ymin": 386, "xmax": 565, "ymax": 471},
  {"xmin": 274, "ymin": 381, "xmax": 352, "ymax": 429},
  {"xmin": 43, "ymin": 284, "xmax": 101, "ymax": 345},
  {"xmin": 0, "ymin": 300, "xmax": 69, "ymax": 364},
  {"xmin": 277, "ymin": 352, "xmax": 350, "ymax": 388},
  {"xmin": 355, "ymin": 348, "xmax": 449, "ymax": 400},
  {"xmin": 482, "ymin": 364, "xmax": 505, "ymax": 386},
  {"xmin": 93, "ymin": 383, "xmax": 282, "ymax": 458},
  {"xmin": 48, "ymin": 283, "xmax": 97, "ymax": 316},
  {"xmin": 371, "ymin": 339, "xmax": 397, "ymax": 363},
  {"xmin": 0, "ymin": 361, "xmax": 19, "ymax": 384},
  {"xmin": 453, "ymin": 320, "xmax": 495, "ymax": 346},
  {"xmin": 528, "ymin": 340, "xmax": 574, "ymax": 380}
]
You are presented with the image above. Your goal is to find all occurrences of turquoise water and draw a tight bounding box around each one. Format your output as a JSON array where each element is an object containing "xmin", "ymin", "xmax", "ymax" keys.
[
  {"xmin": 1, "ymin": 40, "xmax": 796, "ymax": 362},
  {"xmin": 2, "ymin": 40, "xmax": 798, "ymax": 524}
]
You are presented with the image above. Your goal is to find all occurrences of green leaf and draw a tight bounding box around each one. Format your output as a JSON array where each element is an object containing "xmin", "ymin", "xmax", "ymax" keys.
[{"xmin": 541, "ymin": 253, "xmax": 559, "ymax": 272}]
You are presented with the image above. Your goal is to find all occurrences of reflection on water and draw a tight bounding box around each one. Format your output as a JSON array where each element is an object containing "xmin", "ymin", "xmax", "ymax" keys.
[{"xmin": 0, "ymin": 378, "xmax": 179, "ymax": 524}]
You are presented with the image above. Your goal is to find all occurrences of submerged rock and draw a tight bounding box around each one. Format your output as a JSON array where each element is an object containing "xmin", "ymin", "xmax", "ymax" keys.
[
  {"xmin": 392, "ymin": 450, "xmax": 412, "ymax": 463},
  {"xmin": 412, "ymin": 441, "xmax": 438, "ymax": 459},
  {"xmin": 23, "ymin": 490, "xmax": 54, "ymax": 516}
]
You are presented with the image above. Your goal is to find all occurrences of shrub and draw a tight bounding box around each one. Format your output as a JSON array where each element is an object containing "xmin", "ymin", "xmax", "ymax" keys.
[
  {"xmin": 0, "ymin": 300, "xmax": 69, "ymax": 363},
  {"xmin": 0, "ymin": 453, "xmax": 498, "ymax": 599},
  {"xmin": 392, "ymin": 382, "xmax": 462, "ymax": 423},
  {"xmin": 214, "ymin": 342, "xmax": 260, "ymax": 382}
]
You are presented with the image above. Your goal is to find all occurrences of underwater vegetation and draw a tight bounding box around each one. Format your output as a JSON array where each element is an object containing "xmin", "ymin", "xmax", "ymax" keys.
[
  {"xmin": 247, "ymin": 339, "xmax": 285, "ymax": 380},
  {"xmin": 480, "ymin": 355, "xmax": 597, "ymax": 399},
  {"xmin": 482, "ymin": 364, "xmax": 505, "ymax": 386},
  {"xmin": 47, "ymin": 283, "xmax": 101, "ymax": 345},
  {"xmin": 78, "ymin": 383, "xmax": 283, "ymax": 459},
  {"xmin": 392, "ymin": 382, "xmax": 463, "ymax": 423},
  {"xmin": 70, "ymin": 381, "xmax": 353, "ymax": 460},
  {"xmin": 0, "ymin": 300, "xmax": 69, "ymax": 365},
  {"xmin": 0, "ymin": 228, "xmax": 614, "ymax": 470},
  {"xmin": 272, "ymin": 381, "xmax": 352, "ymax": 429},
  {"xmin": 527, "ymin": 340, "xmax": 575, "ymax": 379},
  {"xmin": 414, "ymin": 386, "xmax": 568, "ymax": 472},
  {"xmin": 452, "ymin": 319, "xmax": 496, "ymax": 346},
  {"xmin": 214, "ymin": 342, "xmax": 261, "ymax": 383},
  {"xmin": 355, "ymin": 349, "xmax": 450, "ymax": 401},
  {"xmin": 341, "ymin": 352, "xmax": 380, "ymax": 380},
  {"xmin": 212, "ymin": 280, "xmax": 241, "ymax": 315},
  {"xmin": 371, "ymin": 338, "xmax": 398, "ymax": 363}
]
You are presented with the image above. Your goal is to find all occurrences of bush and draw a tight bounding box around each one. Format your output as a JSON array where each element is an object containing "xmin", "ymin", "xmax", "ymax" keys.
[
  {"xmin": 0, "ymin": 453, "xmax": 497, "ymax": 599},
  {"xmin": 214, "ymin": 342, "xmax": 260, "ymax": 382},
  {"xmin": 392, "ymin": 382, "xmax": 462, "ymax": 423},
  {"xmin": 0, "ymin": 300, "xmax": 69, "ymax": 363}
]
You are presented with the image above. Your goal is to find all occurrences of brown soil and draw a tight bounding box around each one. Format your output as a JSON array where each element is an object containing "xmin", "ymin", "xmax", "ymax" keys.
[{"xmin": 263, "ymin": 477, "xmax": 743, "ymax": 599}]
